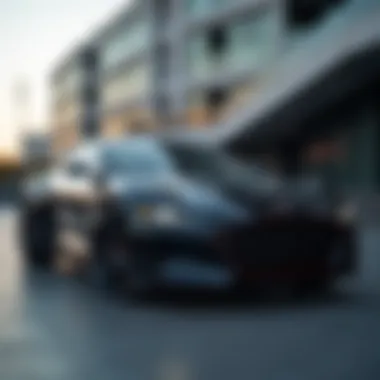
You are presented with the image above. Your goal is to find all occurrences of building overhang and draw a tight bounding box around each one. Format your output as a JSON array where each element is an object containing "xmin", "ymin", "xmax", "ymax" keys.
[
  {"xmin": 229, "ymin": 43, "xmax": 380, "ymax": 155},
  {"xmin": 213, "ymin": 1, "xmax": 380, "ymax": 154}
]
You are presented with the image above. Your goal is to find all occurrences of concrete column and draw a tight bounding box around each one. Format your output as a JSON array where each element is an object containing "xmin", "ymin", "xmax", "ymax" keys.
[
  {"xmin": 168, "ymin": 0, "xmax": 188, "ymax": 122},
  {"xmin": 273, "ymin": 0, "xmax": 290, "ymax": 55}
]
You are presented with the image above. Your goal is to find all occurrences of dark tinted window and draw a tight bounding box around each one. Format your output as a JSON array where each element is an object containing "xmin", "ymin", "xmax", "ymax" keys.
[
  {"xmin": 67, "ymin": 161, "xmax": 91, "ymax": 178},
  {"xmin": 104, "ymin": 139, "xmax": 172, "ymax": 176},
  {"xmin": 164, "ymin": 144, "xmax": 225, "ymax": 179},
  {"xmin": 165, "ymin": 143, "xmax": 282, "ymax": 190}
]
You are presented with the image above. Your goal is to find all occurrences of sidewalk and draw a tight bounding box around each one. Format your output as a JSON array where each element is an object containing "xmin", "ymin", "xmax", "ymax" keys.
[
  {"xmin": 0, "ymin": 316, "xmax": 71, "ymax": 380},
  {"xmin": 0, "ymin": 209, "xmax": 72, "ymax": 380}
]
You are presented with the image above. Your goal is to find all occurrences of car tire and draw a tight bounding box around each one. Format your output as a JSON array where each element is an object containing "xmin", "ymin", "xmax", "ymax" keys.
[
  {"xmin": 89, "ymin": 204, "xmax": 158, "ymax": 300},
  {"xmin": 87, "ymin": 219, "xmax": 149, "ymax": 295},
  {"xmin": 88, "ymin": 231, "xmax": 156, "ymax": 301},
  {"xmin": 20, "ymin": 204, "xmax": 55, "ymax": 268},
  {"xmin": 123, "ymin": 251, "xmax": 158, "ymax": 301},
  {"xmin": 86, "ymin": 229, "xmax": 121, "ymax": 291}
]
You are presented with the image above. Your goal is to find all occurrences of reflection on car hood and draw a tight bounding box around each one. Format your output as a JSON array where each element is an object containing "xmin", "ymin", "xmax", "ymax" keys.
[
  {"xmin": 108, "ymin": 172, "xmax": 329, "ymax": 217},
  {"xmin": 207, "ymin": 174, "xmax": 329, "ymax": 215},
  {"xmin": 108, "ymin": 173, "xmax": 177, "ymax": 201},
  {"xmin": 109, "ymin": 173, "xmax": 226, "ymax": 202}
]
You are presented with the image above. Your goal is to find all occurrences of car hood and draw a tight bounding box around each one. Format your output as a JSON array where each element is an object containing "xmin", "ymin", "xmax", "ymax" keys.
[
  {"xmin": 108, "ymin": 172, "xmax": 330, "ymax": 219},
  {"xmin": 108, "ymin": 173, "xmax": 181, "ymax": 201},
  {"xmin": 108, "ymin": 173, "xmax": 249, "ymax": 221},
  {"xmin": 197, "ymin": 174, "xmax": 331, "ymax": 217}
]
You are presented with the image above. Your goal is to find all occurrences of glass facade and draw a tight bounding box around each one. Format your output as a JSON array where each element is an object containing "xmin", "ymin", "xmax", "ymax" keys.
[
  {"xmin": 53, "ymin": 66, "xmax": 84, "ymax": 147},
  {"xmin": 103, "ymin": 107, "xmax": 156, "ymax": 138},
  {"xmin": 185, "ymin": 0, "xmax": 233, "ymax": 18},
  {"xmin": 300, "ymin": 110, "xmax": 380, "ymax": 197},
  {"xmin": 101, "ymin": 19, "xmax": 150, "ymax": 71},
  {"xmin": 53, "ymin": 122, "xmax": 81, "ymax": 158},
  {"xmin": 187, "ymin": 9, "xmax": 279, "ymax": 80},
  {"xmin": 228, "ymin": 10, "xmax": 279, "ymax": 71},
  {"xmin": 55, "ymin": 101, "xmax": 81, "ymax": 125},
  {"xmin": 186, "ymin": 91, "xmax": 211, "ymax": 126},
  {"xmin": 102, "ymin": 63, "xmax": 151, "ymax": 108},
  {"xmin": 53, "ymin": 66, "xmax": 83, "ymax": 102},
  {"xmin": 185, "ymin": 80, "xmax": 257, "ymax": 126}
]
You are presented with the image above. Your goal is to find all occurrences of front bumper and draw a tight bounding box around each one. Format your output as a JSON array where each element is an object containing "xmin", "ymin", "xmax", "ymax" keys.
[
  {"xmin": 215, "ymin": 216, "xmax": 357, "ymax": 285},
  {"xmin": 129, "ymin": 216, "xmax": 357, "ymax": 288}
]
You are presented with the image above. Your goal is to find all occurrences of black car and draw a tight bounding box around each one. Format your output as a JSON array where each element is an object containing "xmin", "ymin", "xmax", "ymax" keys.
[{"xmin": 20, "ymin": 134, "xmax": 357, "ymax": 297}]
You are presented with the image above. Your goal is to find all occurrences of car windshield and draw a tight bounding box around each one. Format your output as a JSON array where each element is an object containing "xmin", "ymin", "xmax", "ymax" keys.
[
  {"xmin": 164, "ymin": 143, "xmax": 282, "ymax": 191},
  {"xmin": 103, "ymin": 139, "xmax": 172, "ymax": 176}
]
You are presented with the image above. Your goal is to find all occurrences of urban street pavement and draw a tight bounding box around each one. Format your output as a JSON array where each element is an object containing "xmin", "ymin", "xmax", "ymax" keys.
[{"xmin": 0, "ymin": 207, "xmax": 380, "ymax": 380}]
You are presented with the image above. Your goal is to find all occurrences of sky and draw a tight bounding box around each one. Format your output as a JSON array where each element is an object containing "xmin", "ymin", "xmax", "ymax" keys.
[{"xmin": 0, "ymin": 0, "xmax": 128, "ymax": 154}]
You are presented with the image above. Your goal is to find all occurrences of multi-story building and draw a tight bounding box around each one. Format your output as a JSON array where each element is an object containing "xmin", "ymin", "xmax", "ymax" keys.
[
  {"xmin": 177, "ymin": 0, "xmax": 285, "ymax": 127},
  {"xmin": 51, "ymin": 44, "xmax": 99, "ymax": 158},
  {"xmin": 50, "ymin": 0, "xmax": 380, "ymax": 201},
  {"xmin": 218, "ymin": 0, "xmax": 380, "ymax": 200},
  {"xmin": 21, "ymin": 132, "xmax": 51, "ymax": 168},
  {"xmin": 94, "ymin": 0, "xmax": 156, "ymax": 137},
  {"xmin": 98, "ymin": 0, "xmax": 285, "ymax": 133},
  {"xmin": 51, "ymin": 0, "xmax": 286, "ymax": 151}
]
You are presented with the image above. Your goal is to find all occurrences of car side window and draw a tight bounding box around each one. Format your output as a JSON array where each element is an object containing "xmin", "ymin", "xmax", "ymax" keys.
[
  {"xmin": 62, "ymin": 146, "xmax": 101, "ymax": 181},
  {"xmin": 66, "ymin": 160, "xmax": 91, "ymax": 179},
  {"xmin": 104, "ymin": 141, "xmax": 171, "ymax": 176}
]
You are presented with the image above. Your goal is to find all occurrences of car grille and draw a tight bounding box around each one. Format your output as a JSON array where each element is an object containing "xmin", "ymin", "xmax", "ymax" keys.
[{"xmin": 217, "ymin": 216, "xmax": 337, "ymax": 266}]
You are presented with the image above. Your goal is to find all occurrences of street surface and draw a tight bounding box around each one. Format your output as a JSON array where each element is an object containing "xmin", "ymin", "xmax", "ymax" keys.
[{"xmin": 0, "ymin": 208, "xmax": 380, "ymax": 380}]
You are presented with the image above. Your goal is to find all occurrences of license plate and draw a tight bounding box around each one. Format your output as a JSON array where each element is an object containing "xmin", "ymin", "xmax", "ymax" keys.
[{"xmin": 160, "ymin": 259, "xmax": 233, "ymax": 288}]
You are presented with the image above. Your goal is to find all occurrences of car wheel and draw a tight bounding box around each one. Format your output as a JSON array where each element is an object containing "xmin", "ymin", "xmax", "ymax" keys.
[
  {"xmin": 96, "ymin": 232, "xmax": 157, "ymax": 300},
  {"xmin": 20, "ymin": 205, "xmax": 55, "ymax": 268},
  {"xmin": 86, "ymin": 230, "xmax": 121, "ymax": 290},
  {"xmin": 124, "ymin": 251, "xmax": 158, "ymax": 301}
]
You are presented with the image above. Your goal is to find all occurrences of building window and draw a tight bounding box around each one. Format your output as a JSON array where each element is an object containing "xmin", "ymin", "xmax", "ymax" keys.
[
  {"xmin": 154, "ymin": 45, "xmax": 171, "ymax": 86},
  {"xmin": 186, "ymin": 87, "xmax": 230, "ymax": 126},
  {"xmin": 186, "ymin": 0, "xmax": 211, "ymax": 18},
  {"xmin": 187, "ymin": 7, "xmax": 279, "ymax": 80},
  {"xmin": 188, "ymin": 32, "xmax": 229, "ymax": 80},
  {"xmin": 54, "ymin": 66, "xmax": 83, "ymax": 101},
  {"xmin": 205, "ymin": 87, "xmax": 228, "ymax": 118},
  {"xmin": 101, "ymin": 19, "xmax": 150, "ymax": 70},
  {"xmin": 102, "ymin": 64, "xmax": 151, "ymax": 107},
  {"xmin": 286, "ymin": 0, "xmax": 328, "ymax": 27},
  {"xmin": 188, "ymin": 36, "xmax": 208, "ymax": 79},
  {"xmin": 228, "ymin": 9, "xmax": 278, "ymax": 71},
  {"xmin": 185, "ymin": 0, "xmax": 232, "ymax": 18},
  {"xmin": 83, "ymin": 85, "xmax": 97, "ymax": 105},
  {"xmin": 153, "ymin": 0, "xmax": 172, "ymax": 26},
  {"xmin": 54, "ymin": 100, "xmax": 81, "ymax": 126},
  {"xmin": 207, "ymin": 26, "xmax": 228, "ymax": 55},
  {"xmin": 286, "ymin": 0, "xmax": 349, "ymax": 30}
]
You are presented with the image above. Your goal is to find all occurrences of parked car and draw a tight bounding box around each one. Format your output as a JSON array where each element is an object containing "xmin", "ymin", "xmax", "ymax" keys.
[{"xmin": 20, "ymin": 134, "xmax": 357, "ymax": 297}]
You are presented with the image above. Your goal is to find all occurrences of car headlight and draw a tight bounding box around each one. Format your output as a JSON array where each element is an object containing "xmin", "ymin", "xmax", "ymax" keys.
[
  {"xmin": 336, "ymin": 201, "xmax": 357, "ymax": 224},
  {"xmin": 131, "ymin": 204, "xmax": 183, "ymax": 228}
]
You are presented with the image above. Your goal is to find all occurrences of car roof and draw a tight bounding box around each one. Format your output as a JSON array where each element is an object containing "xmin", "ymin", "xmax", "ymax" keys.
[
  {"xmin": 70, "ymin": 131, "xmax": 219, "ymax": 156},
  {"xmin": 158, "ymin": 129, "xmax": 218, "ymax": 148}
]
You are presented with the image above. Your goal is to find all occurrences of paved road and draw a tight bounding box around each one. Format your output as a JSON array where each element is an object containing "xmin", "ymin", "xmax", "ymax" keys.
[{"xmin": 1, "ymin": 209, "xmax": 380, "ymax": 380}]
